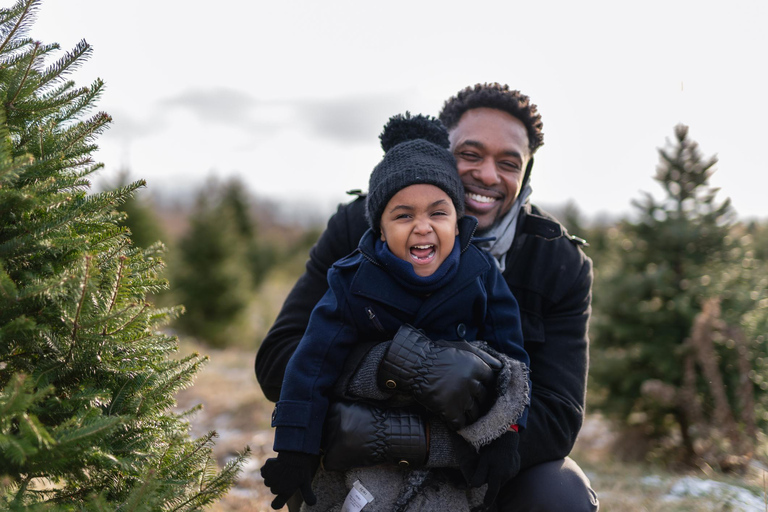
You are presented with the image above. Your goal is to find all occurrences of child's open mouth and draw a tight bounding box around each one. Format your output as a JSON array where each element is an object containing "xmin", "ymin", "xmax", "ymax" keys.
[{"xmin": 410, "ymin": 244, "xmax": 436, "ymax": 262}]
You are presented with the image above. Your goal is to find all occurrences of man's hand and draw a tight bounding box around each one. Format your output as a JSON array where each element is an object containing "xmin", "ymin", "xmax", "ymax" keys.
[
  {"xmin": 377, "ymin": 324, "xmax": 502, "ymax": 430},
  {"xmin": 457, "ymin": 431, "xmax": 521, "ymax": 510},
  {"xmin": 260, "ymin": 451, "xmax": 319, "ymax": 509}
]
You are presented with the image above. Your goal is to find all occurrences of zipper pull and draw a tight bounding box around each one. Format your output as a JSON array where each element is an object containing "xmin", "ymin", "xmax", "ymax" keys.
[{"xmin": 365, "ymin": 306, "xmax": 385, "ymax": 332}]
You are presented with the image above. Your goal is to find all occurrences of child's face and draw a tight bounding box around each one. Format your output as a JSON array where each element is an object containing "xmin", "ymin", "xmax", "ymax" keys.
[{"xmin": 379, "ymin": 184, "xmax": 459, "ymax": 277}]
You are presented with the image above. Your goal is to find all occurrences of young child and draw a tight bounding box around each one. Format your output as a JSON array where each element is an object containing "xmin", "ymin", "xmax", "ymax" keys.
[{"xmin": 261, "ymin": 114, "xmax": 530, "ymax": 511}]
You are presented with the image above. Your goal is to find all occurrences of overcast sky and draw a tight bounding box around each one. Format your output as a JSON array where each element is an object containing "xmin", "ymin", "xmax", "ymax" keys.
[{"xmin": 27, "ymin": 0, "xmax": 768, "ymax": 221}]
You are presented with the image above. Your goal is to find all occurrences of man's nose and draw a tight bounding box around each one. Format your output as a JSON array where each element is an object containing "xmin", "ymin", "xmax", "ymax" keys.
[{"xmin": 473, "ymin": 160, "xmax": 500, "ymax": 186}]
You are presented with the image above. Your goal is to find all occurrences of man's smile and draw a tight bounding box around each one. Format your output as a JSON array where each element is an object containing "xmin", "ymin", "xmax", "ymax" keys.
[
  {"xmin": 466, "ymin": 192, "xmax": 498, "ymax": 204},
  {"xmin": 463, "ymin": 183, "xmax": 504, "ymax": 214}
]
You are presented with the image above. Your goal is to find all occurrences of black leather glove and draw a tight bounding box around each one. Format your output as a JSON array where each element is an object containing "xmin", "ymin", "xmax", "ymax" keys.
[
  {"xmin": 322, "ymin": 400, "xmax": 428, "ymax": 471},
  {"xmin": 260, "ymin": 450, "xmax": 319, "ymax": 509},
  {"xmin": 377, "ymin": 324, "xmax": 502, "ymax": 430},
  {"xmin": 456, "ymin": 431, "xmax": 520, "ymax": 511}
]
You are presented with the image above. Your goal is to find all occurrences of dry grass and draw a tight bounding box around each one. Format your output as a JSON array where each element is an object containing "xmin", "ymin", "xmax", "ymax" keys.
[{"xmin": 174, "ymin": 343, "xmax": 280, "ymax": 511}]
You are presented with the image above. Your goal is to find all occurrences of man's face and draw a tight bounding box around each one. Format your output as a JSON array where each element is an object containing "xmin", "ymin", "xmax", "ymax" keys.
[
  {"xmin": 379, "ymin": 184, "xmax": 459, "ymax": 277},
  {"xmin": 448, "ymin": 108, "xmax": 531, "ymax": 231}
]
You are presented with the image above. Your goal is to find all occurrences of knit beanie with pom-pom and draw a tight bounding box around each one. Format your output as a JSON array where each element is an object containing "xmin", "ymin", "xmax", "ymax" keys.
[{"xmin": 365, "ymin": 113, "xmax": 465, "ymax": 233}]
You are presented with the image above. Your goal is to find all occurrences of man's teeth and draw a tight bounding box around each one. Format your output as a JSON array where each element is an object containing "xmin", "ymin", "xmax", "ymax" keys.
[{"xmin": 467, "ymin": 192, "xmax": 497, "ymax": 204}]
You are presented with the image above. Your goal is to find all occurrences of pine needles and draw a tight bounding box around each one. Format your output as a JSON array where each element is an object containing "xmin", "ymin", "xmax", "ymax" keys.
[{"xmin": 0, "ymin": 1, "xmax": 248, "ymax": 509}]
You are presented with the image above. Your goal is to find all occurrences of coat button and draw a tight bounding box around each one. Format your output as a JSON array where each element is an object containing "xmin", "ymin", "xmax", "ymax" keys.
[
  {"xmin": 398, "ymin": 460, "xmax": 410, "ymax": 468},
  {"xmin": 385, "ymin": 379, "xmax": 397, "ymax": 389},
  {"xmin": 456, "ymin": 323, "xmax": 467, "ymax": 338}
]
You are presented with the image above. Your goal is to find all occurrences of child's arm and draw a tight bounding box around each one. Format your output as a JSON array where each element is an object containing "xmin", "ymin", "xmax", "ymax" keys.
[
  {"xmin": 261, "ymin": 273, "xmax": 358, "ymax": 509},
  {"xmin": 271, "ymin": 274, "xmax": 358, "ymax": 454}
]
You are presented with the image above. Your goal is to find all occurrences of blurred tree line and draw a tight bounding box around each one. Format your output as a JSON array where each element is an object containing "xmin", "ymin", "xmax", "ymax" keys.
[
  {"xmin": 119, "ymin": 125, "xmax": 768, "ymax": 474},
  {"xmin": 113, "ymin": 174, "xmax": 321, "ymax": 348}
]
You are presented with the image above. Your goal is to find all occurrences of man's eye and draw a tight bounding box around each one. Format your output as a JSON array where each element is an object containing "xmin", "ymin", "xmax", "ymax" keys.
[
  {"xmin": 460, "ymin": 152, "xmax": 480, "ymax": 160},
  {"xmin": 499, "ymin": 161, "xmax": 521, "ymax": 172}
]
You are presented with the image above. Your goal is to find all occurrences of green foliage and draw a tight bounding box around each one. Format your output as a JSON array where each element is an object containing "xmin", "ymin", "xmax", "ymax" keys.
[
  {"xmin": 219, "ymin": 179, "xmax": 276, "ymax": 287},
  {"xmin": 171, "ymin": 177, "xmax": 275, "ymax": 347},
  {"xmin": 111, "ymin": 169, "xmax": 167, "ymax": 250},
  {"xmin": 0, "ymin": 1, "xmax": 247, "ymax": 509},
  {"xmin": 589, "ymin": 125, "xmax": 768, "ymax": 468}
]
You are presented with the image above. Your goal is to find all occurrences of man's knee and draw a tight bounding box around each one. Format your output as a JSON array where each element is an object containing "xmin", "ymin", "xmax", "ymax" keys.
[{"xmin": 496, "ymin": 457, "xmax": 599, "ymax": 512}]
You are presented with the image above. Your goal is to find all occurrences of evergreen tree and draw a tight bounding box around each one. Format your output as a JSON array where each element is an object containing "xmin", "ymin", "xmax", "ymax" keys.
[
  {"xmin": 171, "ymin": 181, "xmax": 254, "ymax": 348},
  {"xmin": 589, "ymin": 124, "xmax": 767, "ymax": 467},
  {"xmin": 111, "ymin": 169, "xmax": 166, "ymax": 250},
  {"xmin": 0, "ymin": 1, "xmax": 246, "ymax": 509},
  {"xmin": 172, "ymin": 177, "xmax": 277, "ymax": 348},
  {"xmin": 219, "ymin": 178, "xmax": 275, "ymax": 287}
]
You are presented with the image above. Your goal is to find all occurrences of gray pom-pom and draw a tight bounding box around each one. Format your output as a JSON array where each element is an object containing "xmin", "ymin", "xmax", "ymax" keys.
[{"xmin": 379, "ymin": 112, "xmax": 449, "ymax": 152}]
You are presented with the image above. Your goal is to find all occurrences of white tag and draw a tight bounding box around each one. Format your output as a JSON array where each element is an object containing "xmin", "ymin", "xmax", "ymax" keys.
[{"xmin": 340, "ymin": 480, "xmax": 374, "ymax": 512}]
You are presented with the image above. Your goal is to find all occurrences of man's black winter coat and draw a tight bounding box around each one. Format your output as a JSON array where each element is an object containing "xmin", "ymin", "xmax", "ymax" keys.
[{"xmin": 255, "ymin": 196, "xmax": 592, "ymax": 470}]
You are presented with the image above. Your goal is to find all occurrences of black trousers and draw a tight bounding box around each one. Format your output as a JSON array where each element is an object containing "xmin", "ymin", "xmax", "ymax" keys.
[
  {"xmin": 494, "ymin": 457, "xmax": 599, "ymax": 511},
  {"xmin": 287, "ymin": 457, "xmax": 598, "ymax": 511}
]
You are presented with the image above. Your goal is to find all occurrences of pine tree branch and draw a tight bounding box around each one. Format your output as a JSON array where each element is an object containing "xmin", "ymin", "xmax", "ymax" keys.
[
  {"xmin": 38, "ymin": 39, "xmax": 90, "ymax": 89},
  {"xmin": 7, "ymin": 40, "xmax": 38, "ymax": 107},
  {"xmin": 59, "ymin": 111, "xmax": 111, "ymax": 156},
  {"xmin": 14, "ymin": 473, "xmax": 32, "ymax": 504},
  {"xmin": 102, "ymin": 255, "xmax": 127, "ymax": 335},
  {"xmin": 67, "ymin": 255, "xmax": 91, "ymax": 362},
  {"xmin": 161, "ymin": 431, "xmax": 216, "ymax": 474},
  {"xmin": 104, "ymin": 303, "xmax": 148, "ymax": 337},
  {"xmin": 0, "ymin": 0, "xmax": 34, "ymax": 55}
]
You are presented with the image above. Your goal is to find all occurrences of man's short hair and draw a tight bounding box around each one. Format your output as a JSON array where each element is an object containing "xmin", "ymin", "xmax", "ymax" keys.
[{"xmin": 439, "ymin": 83, "xmax": 544, "ymax": 155}]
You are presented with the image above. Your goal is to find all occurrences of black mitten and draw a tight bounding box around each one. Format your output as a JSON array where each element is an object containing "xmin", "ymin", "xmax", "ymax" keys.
[
  {"xmin": 260, "ymin": 450, "xmax": 320, "ymax": 509},
  {"xmin": 469, "ymin": 431, "xmax": 521, "ymax": 509},
  {"xmin": 378, "ymin": 324, "xmax": 501, "ymax": 430}
]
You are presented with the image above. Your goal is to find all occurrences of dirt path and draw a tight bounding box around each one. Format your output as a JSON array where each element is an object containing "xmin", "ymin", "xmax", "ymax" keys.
[{"xmin": 175, "ymin": 345, "xmax": 280, "ymax": 511}]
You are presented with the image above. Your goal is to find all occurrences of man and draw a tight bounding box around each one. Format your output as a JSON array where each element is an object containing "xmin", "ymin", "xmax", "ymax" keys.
[{"xmin": 256, "ymin": 83, "xmax": 598, "ymax": 511}]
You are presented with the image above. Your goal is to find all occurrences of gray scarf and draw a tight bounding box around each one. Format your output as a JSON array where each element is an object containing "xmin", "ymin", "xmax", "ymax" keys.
[{"xmin": 474, "ymin": 184, "xmax": 532, "ymax": 273}]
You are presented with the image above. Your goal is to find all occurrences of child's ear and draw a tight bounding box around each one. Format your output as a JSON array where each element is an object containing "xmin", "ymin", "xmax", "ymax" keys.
[
  {"xmin": 455, "ymin": 223, "xmax": 459, "ymax": 236},
  {"xmin": 380, "ymin": 231, "xmax": 386, "ymax": 242}
]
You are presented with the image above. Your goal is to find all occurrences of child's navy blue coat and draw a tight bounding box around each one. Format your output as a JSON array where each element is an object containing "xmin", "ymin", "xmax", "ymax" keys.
[{"xmin": 272, "ymin": 216, "xmax": 529, "ymax": 454}]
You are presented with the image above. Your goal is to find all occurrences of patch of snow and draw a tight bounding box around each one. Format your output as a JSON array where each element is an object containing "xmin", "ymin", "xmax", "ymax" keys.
[
  {"xmin": 641, "ymin": 475, "xmax": 664, "ymax": 487},
  {"xmin": 663, "ymin": 476, "xmax": 764, "ymax": 511}
]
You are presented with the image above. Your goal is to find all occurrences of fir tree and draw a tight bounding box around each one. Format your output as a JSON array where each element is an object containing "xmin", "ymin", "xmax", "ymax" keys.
[
  {"xmin": 172, "ymin": 178, "xmax": 276, "ymax": 348},
  {"xmin": 111, "ymin": 169, "xmax": 167, "ymax": 250},
  {"xmin": 219, "ymin": 178, "xmax": 275, "ymax": 288},
  {"xmin": 590, "ymin": 125, "xmax": 767, "ymax": 468},
  {"xmin": 172, "ymin": 183, "xmax": 254, "ymax": 348},
  {"xmin": 0, "ymin": 1, "xmax": 247, "ymax": 509}
]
